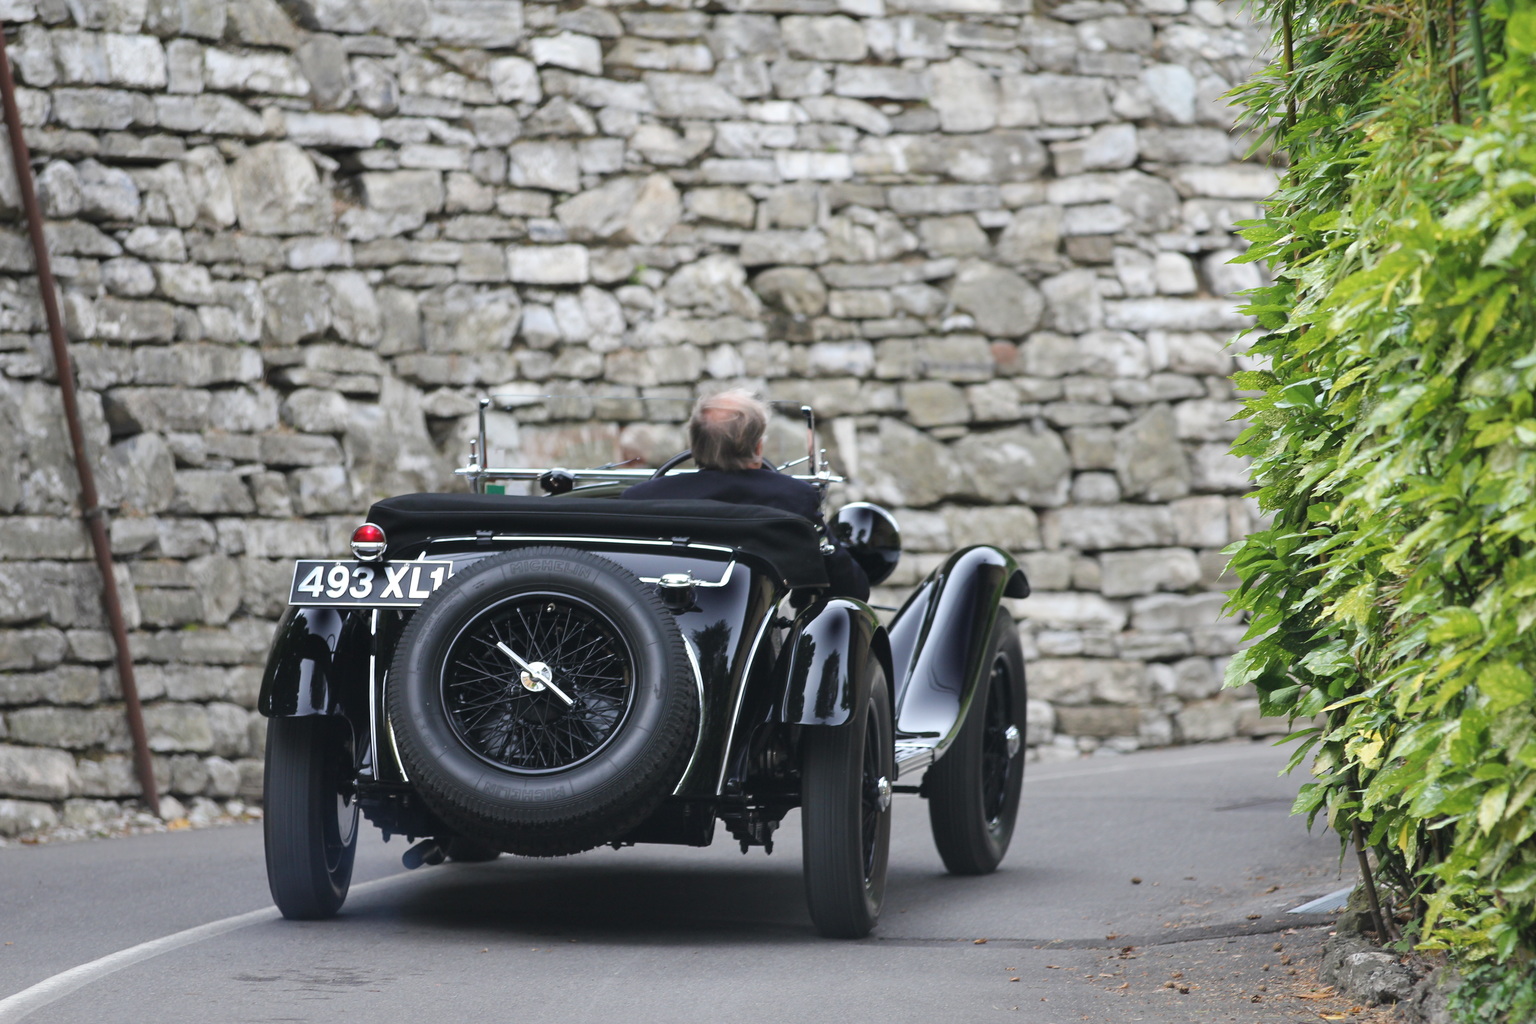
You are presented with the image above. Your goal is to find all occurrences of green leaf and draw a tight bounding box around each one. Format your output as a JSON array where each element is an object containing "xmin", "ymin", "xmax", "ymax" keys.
[
  {"xmin": 1480, "ymin": 662, "xmax": 1536, "ymax": 712},
  {"xmin": 1478, "ymin": 784, "xmax": 1510, "ymax": 833},
  {"xmin": 1233, "ymin": 370, "xmax": 1278, "ymax": 391},
  {"xmin": 1292, "ymin": 782, "xmax": 1326, "ymax": 816},
  {"xmin": 1508, "ymin": 5, "xmax": 1536, "ymax": 53},
  {"xmin": 1428, "ymin": 608, "xmax": 1483, "ymax": 643},
  {"xmin": 1497, "ymin": 862, "xmax": 1536, "ymax": 896}
]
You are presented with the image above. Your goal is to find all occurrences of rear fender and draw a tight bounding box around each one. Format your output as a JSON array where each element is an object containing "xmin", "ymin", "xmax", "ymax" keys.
[
  {"xmin": 258, "ymin": 605, "xmax": 373, "ymax": 719},
  {"xmin": 887, "ymin": 546, "xmax": 1027, "ymax": 754},
  {"xmin": 773, "ymin": 599, "xmax": 890, "ymax": 728}
]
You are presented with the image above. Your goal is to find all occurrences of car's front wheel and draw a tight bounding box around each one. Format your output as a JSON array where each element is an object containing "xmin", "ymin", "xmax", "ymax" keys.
[
  {"xmin": 801, "ymin": 660, "xmax": 893, "ymax": 939},
  {"xmin": 263, "ymin": 715, "xmax": 359, "ymax": 920},
  {"xmin": 926, "ymin": 608, "xmax": 1027, "ymax": 875}
]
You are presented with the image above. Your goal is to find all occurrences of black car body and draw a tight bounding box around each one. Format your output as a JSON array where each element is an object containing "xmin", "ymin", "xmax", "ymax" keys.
[{"xmin": 259, "ymin": 401, "xmax": 1030, "ymax": 938}]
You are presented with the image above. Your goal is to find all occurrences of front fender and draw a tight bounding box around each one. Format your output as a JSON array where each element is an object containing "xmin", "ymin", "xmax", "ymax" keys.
[
  {"xmin": 887, "ymin": 546, "xmax": 1026, "ymax": 752},
  {"xmin": 773, "ymin": 599, "xmax": 888, "ymax": 727},
  {"xmin": 258, "ymin": 605, "xmax": 372, "ymax": 718}
]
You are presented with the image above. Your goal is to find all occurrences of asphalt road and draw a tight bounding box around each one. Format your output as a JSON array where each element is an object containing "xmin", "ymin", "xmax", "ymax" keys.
[{"xmin": 0, "ymin": 740, "xmax": 1358, "ymax": 1024}]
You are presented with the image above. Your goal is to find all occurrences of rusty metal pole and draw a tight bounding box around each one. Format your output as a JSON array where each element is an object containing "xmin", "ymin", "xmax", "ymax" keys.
[{"xmin": 0, "ymin": 27, "xmax": 159, "ymax": 816}]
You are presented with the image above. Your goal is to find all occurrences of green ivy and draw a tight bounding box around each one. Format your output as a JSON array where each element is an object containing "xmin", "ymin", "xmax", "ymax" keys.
[{"xmin": 1224, "ymin": 0, "xmax": 1536, "ymax": 1015}]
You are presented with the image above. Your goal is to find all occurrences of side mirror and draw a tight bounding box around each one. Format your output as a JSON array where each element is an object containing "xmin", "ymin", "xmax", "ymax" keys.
[{"xmin": 831, "ymin": 503, "xmax": 901, "ymax": 587}]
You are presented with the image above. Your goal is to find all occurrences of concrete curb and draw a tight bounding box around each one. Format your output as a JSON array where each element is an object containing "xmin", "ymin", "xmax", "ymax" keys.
[{"xmin": 1318, "ymin": 887, "xmax": 1457, "ymax": 1024}]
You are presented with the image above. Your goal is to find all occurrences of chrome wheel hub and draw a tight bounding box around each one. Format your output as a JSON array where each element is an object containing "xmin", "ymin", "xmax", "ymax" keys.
[{"xmin": 520, "ymin": 660, "xmax": 553, "ymax": 693}]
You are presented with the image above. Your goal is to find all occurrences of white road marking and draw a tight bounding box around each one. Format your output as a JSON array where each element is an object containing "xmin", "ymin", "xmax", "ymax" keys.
[{"xmin": 0, "ymin": 872, "xmax": 415, "ymax": 1023}]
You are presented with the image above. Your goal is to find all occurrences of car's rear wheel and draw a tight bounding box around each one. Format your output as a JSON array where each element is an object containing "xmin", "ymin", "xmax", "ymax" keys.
[
  {"xmin": 387, "ymin": 547, "xmax": 696, "ymax": 857},
  {"xmin": 926, "ymin": 608, "xmax": 1026, "ymax": 875},
  {"xmin": 801, "ymin": 661, "xmax": 893, "ymax": 939},
  {"xmin": 263, "ymin": 715, "xmax": 359, "ymax": 920}
]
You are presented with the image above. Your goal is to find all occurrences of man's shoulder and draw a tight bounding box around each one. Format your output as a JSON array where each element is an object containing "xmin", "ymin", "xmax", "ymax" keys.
[
  {"xmin": 741, "ymin": 469, "xmax": 819, "ymax": 514},
  {"xmin": 622, "ymin": 468, "xmax": 818, "ymax": 519},
  {"xmin": 620, "ymin": 477, "xmax": 670, "ymax": 499}
]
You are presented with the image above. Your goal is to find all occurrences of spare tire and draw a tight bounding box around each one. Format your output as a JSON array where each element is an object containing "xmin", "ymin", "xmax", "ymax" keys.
[{"xmin": 386, "ymin": 547, "xmax": 696, "ymax": 856}]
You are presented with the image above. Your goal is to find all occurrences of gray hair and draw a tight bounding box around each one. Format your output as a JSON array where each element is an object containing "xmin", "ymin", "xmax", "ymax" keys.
[{"xmin": 688, "ymin": 389, "xmax": 769, "ymax": 471}]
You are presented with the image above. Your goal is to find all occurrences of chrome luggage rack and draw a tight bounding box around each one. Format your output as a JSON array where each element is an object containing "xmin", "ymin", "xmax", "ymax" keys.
[{"xmin": 455, "ymin": 395, "xmax": 846, "ymax": 495}]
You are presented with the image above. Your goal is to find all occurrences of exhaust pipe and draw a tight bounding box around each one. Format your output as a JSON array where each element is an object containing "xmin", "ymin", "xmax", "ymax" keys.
[{"xmin": 401, "ymin": 839, "xmax": 445, "ymax": 870}]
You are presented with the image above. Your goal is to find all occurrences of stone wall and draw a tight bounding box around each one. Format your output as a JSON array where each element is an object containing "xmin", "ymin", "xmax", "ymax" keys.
[{"xmin": 0, "ymin": 0, "xmax": 1273, "ymax": 835}]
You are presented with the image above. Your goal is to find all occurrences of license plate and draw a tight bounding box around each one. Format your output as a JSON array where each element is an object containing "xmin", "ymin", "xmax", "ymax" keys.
[{"xmin": 288, "ymin": 560, "xmax": 455, "ymax": 608}]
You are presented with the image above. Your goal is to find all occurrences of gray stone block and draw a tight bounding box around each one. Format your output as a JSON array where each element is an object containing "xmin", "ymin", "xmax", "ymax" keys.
[
  {"xmin": 144, "ymin": 702, "xmax": 212, "ymax": 752},
  {"xmin": 1131, "ymin": 592, "xmax": 1231, "ymax": 632},
  {"xmin": 0, "ymin": 798, "xmax": 60, "ymax": 837},
  {"xmin": 1175, "ymin": 698, "xmax": 1242, "ymax": 742},
  {"xmin": 203, "ymin": 48, "xmax": 308, "ymax": 96},
  {"xmin": 1053, "ymin": 504, "xmax": 1177, "ymax": 552},
  {"xmin": 6, "ymin": 707, "xmax": 128, "ymax": 752},
  {"xmin": 1054, "ymin": 704, "xmax": 1141, "ymax": 738},
  {"xmin": 555, "ymin": 174, "xmax": 682, "ymax": 246},
  {"xmin": 953, "ymin": 425, "xmax": 1071, "ymax": 506},
  {"xmin": 752, "ymin": 266, "xmax": 827, "ymax": 316},
  {"xmin": 144, "ymin": 0, "xmax": 227, "ymax": 41},
  {"xmin": 153, "ymin": 94, "xmax": 264, "ymax": 136},
  {"xmin": 170, "ymin": 471, "xmax": 254, "ymax": 515},
  {"xmin": 231, "ymin": 143, "xmax": 330, "ymax": 236},
  {"xmin": 950, "ymin": 262, "xmax": 1042, "ymax": 337},
  {"xmin": 0, "ymin": 627, "xmax": 68, "ymax": 672},
  {"xmin": 1098, "ymin": 548, "xmax": 1202, "ymax": 598}
]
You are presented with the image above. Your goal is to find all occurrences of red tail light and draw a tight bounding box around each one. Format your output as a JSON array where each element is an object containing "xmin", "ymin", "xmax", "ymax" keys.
[{"xmin": 351, "ymin": 523, "xmax": 386, "ymax": 562}]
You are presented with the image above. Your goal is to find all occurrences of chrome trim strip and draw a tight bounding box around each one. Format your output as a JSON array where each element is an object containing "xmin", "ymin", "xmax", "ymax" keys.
[
  {"xmin": 671, "ymin": 636, "xmax": 709, "ymax": 795},
  {"xmin": 715, "ymin": 605, "xmax": 779, "ymax": 795},
  {"xmin": 452, "ymin": 466, "xmax": 845, "ymax": 485},
  {"xmin": 424, "ymin": 535, "xmax": 737, "ymax": 556},
  {"xmin": 366, "ymin": 609, "xmax": 379, "ymax": 780},
  {"xmin": 893, "ymin": 740, "xmax": 938, "ymax": 779},
  {"xmin": 638, "ymin": 561, "xmax": 736, "ymax": 589},
  {"xmin": 384, "ymin": 705, "xmax": 408, "ymax": 781}
]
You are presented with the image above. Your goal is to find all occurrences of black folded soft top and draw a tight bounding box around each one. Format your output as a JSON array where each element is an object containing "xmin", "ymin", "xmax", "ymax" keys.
[{"xmin": 367, "ymin": 493, "xmax": 829, "ymax": 589}]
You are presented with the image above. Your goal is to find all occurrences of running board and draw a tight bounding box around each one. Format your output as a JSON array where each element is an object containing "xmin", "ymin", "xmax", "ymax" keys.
[{"xmin": 894, "ymin": 739, "xmax": 940, "ymax": 779}]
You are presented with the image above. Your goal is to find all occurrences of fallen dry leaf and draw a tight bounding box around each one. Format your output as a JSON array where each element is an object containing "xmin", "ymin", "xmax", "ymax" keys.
[
  {"xmin": 974, "ymin": 938, "xmax": 988, "ymax": 944},
  {"xmin": 1297, "ymin": 988, "xmax": 1337, "ymax": 1000}
]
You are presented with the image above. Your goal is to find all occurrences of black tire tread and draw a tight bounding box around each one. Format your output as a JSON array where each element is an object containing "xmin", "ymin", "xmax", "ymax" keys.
[
  {"xmin": 802, "ymin": 665, "xmax": 893, "ymax": 939},
  {"xmin": 926, "ymin": 608, "xmax": 1026, "ymax": 876},
  {"xmin": 264, "ymin": 716, "xmax": 357, "ymax": 920},
  {"xmin": 387, "ymin": 547, "xmax": 697, "ymax": 857}
]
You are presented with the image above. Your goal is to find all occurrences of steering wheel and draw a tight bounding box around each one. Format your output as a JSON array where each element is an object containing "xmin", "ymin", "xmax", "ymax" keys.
[{"xmin": 651, "ymin": 449, "xmax": 693, "ymax": 479}]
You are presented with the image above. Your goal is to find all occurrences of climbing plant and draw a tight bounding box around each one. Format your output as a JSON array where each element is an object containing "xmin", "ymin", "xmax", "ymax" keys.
[{"xmin": 1224, "ymin": 0, "xmax": 1536, "ymax": 1017}]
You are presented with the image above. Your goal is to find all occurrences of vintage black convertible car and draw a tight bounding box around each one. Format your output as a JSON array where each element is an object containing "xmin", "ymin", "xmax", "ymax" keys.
[{"xmin": 259, "ymin": 400, "xmax": 1030, "ymax": 938}]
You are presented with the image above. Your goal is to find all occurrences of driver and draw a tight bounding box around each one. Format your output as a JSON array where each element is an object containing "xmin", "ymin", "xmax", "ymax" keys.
[{"xmin": 621, "ymin": 389, "xmax": 870, "ymax": 601}]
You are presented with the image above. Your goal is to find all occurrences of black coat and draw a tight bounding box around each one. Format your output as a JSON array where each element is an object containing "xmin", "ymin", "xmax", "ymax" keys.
[{"xmin": 622, "ymin": 467, "xmax": 870, "ymax": 600}]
